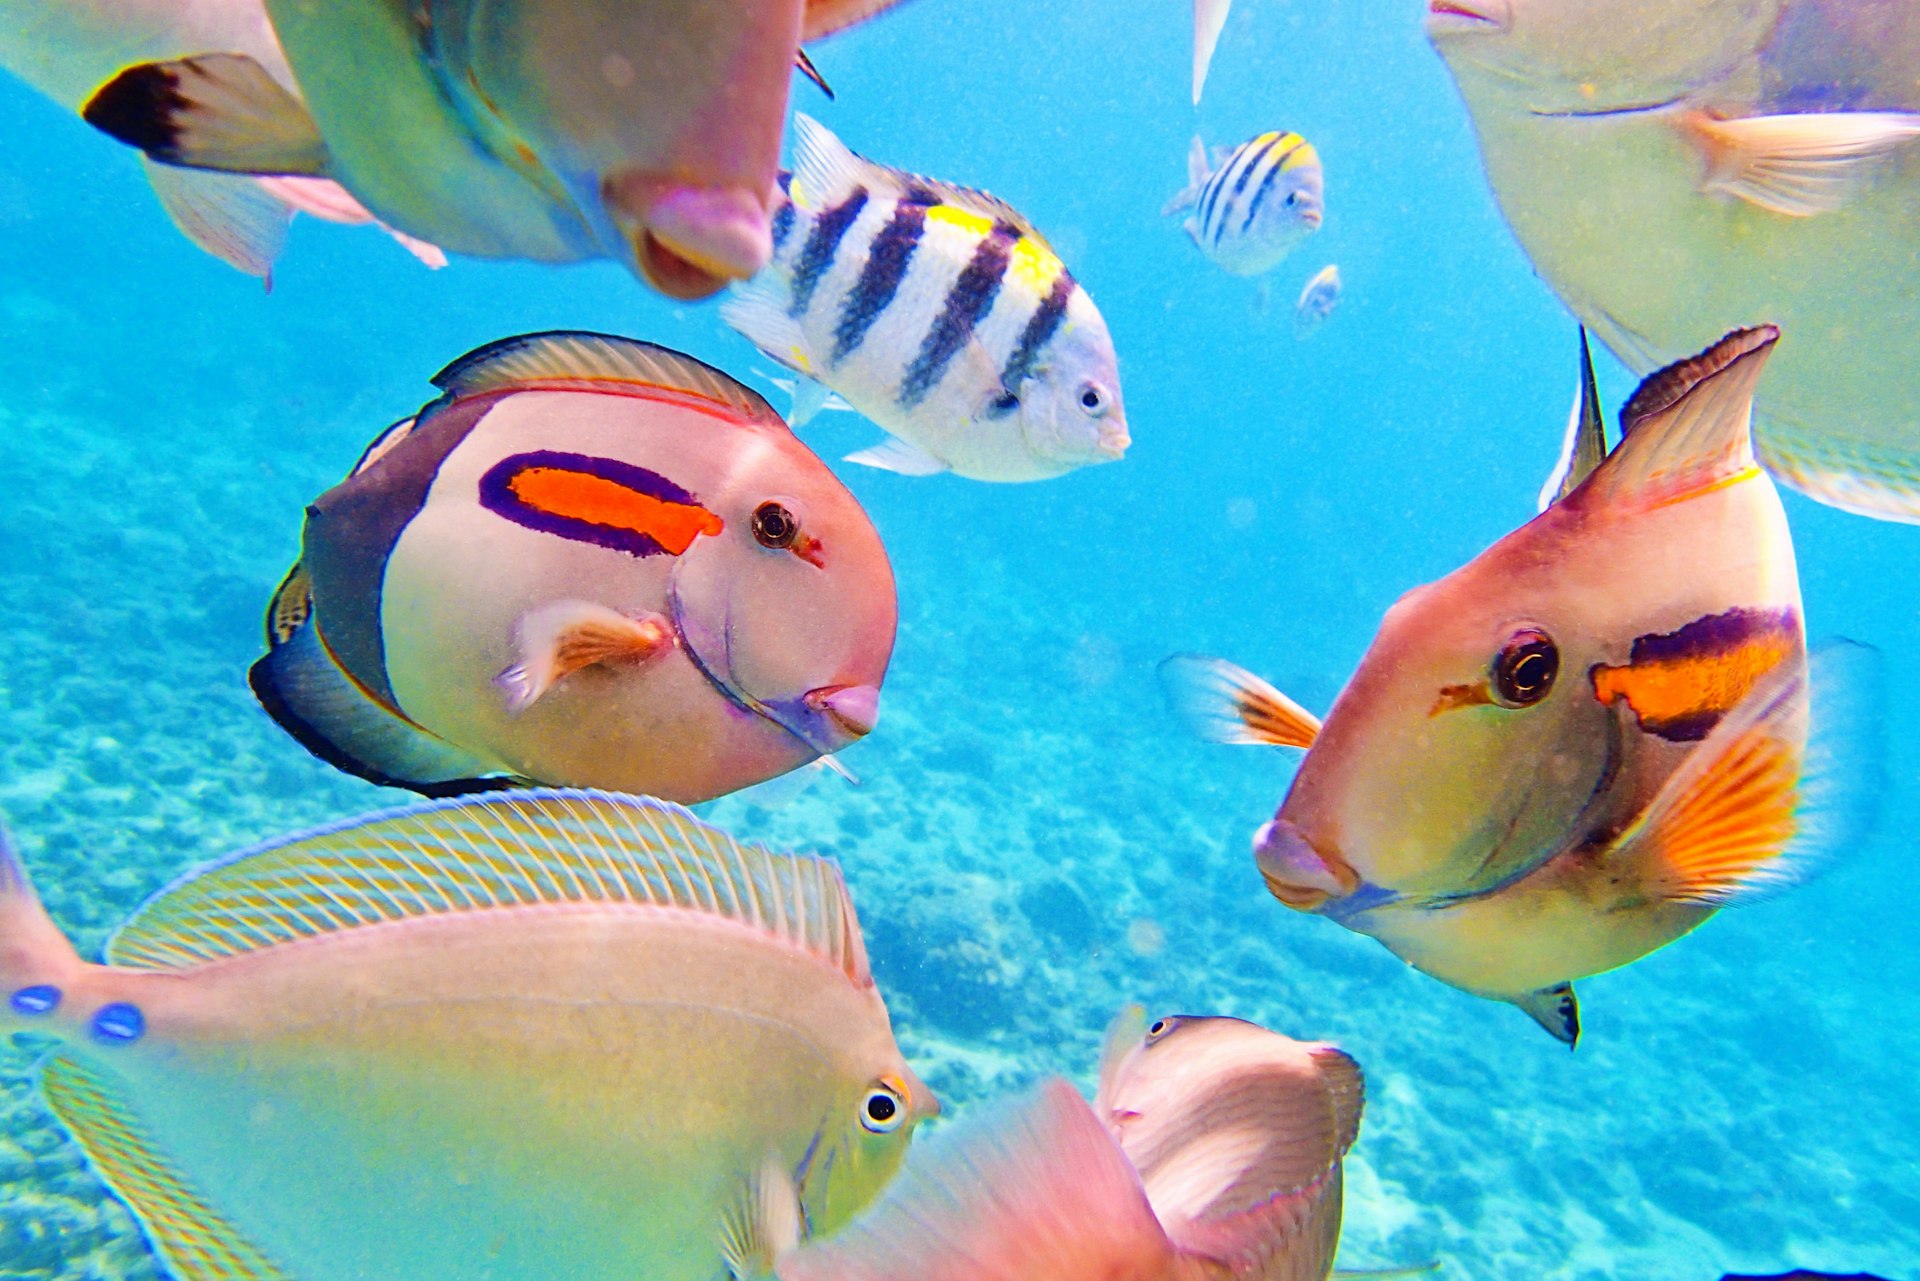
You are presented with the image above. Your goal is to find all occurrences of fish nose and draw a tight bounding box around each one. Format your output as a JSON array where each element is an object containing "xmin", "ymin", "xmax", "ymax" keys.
[
  {"xmin": 1300, "ymin": 208, "xmax": 1324, "ymax": 229},
  {"xmin": 806, "ymin": 684, "xmax": 880, "ymax": 741},
  {"xmin": 638, "ymin": 185, "xmax": 773, "ymax": 293},
  {"xmin": 1096, "ymin": 419, "xmax": 1131, "ymax": 460},
  {"xmin": 1252, "ymin": 818, "xmax": 1357, "ymax": 910}
]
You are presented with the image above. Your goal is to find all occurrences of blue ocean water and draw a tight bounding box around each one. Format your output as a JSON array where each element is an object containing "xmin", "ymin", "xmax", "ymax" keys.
[{"xmin": 0, "ymin": 1, "xmax": 1916, "ymax": 1278}]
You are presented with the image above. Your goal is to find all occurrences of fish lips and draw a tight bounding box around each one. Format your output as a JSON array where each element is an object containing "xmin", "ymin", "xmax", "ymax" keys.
[
  {"xmin": 1425, "ymin": 0, "xmax": 1511, "ymax": 35},
  {"xmin": 1252, "ymin": 818, "xmax": 1360, "ymax": 911},
  {"xmin": 606, "ymin": 175, "xmax": 774, "ymax": 300}
]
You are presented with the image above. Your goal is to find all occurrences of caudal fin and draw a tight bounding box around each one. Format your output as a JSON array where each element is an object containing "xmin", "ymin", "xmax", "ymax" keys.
[{"xmin": 0, "ymin": 824, "xmax": 84, "ymax": 1031}]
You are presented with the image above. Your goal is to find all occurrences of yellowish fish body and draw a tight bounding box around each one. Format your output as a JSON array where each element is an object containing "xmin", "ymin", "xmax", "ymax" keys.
[
  {"xmin": 1429, "ymin": 0, "xmax": 1920, "ymax": 521},
  {"xmin": 1167, "ymin": 329, "xmax": 1880, "ymax": 1043},
  {"xmin": 0, "ymin": 791, "xmax": 933, "ymax": 1280}
]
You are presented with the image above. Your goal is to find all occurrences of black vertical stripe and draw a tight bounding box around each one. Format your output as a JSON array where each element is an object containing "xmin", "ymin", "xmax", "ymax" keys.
[
  {"xmin": 831, "ymin": 200, "xmax": 926, "ymax": 364},
  {"xmin": 770, "ymin": 173, "xmax": 796, "ymax": 253},
  {"xmin": 899, "ymin": 224, "xmax": 1015, "ymax": 409},
  {"xmin": 788, "ymin": 186, "xmax": 869, "ymax": 318},
  {"xmin": 995, "ymin": 269, "xmax": 1076, "ymax": 406},
  {"xmin": 1198, "ymin": 140, "xmax": 1259, "ymax": 242}
]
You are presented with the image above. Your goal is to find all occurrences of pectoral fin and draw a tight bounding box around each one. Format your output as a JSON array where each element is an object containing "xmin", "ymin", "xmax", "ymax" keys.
[
  {"xmin": 495, "ymin": 602, "xmax": 675, "ymax": 712},
  {"xmin": 844, "ymin": 437, "xmax": 949, "ymax": 476},
  {"xmin": 142, "ymin": 159, "xmax": 291, "ymax": 282},
  {"xmin": 1514, "ymin": 982, "xmax": 1580, "ymax": 1048},
  {"xmin": 1157, "ymin": 654, "xmax": 1321, "ymax": 747},
  {"xmin": 85, "ymin": 54, "xmax": 331, "ymax": 177},
  {"xmin": 1681, "ymin": 109, "xmax": 1920, "ymax": 216},
  {"xmin": 718, "ymin": 1154, "xmax": 804, "ymax": 1278}
]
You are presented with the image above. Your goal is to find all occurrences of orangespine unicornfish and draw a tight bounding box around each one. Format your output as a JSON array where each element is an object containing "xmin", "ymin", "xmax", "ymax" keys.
[
  {"xmin": 0, "ymin": 790, "xmax": 934, "ymax": 1281},
  {"xmin": 1163, "ymin": 131, "xmax": 1325, "ymax": 277},
  {"xmin": 722, "ymin": 115, "xmax": 1128, "ymax": 482},
  {"xmin": 250, "ymin": 331, "xmax": 896, "ymax": 804},
  {"xmin": 1162, "ymin": 326, "xmax": 1884, "ymax": 1045},
  {"xmin": 78, "ymin": 0, "xmax": 915, "ymax": 299}
]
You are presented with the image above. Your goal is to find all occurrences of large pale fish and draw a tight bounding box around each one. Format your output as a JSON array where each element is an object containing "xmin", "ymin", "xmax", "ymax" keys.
[
  {"xmin": 79, "ymin": 0, "xmax": 913, "ymax": 299},
  {"xmin": 0, "ymin": 789, "xmax": 935, "ymax": 1281},
  {"xmin": 0, "ymin": 0, "xmax": 441, "ymax": 281},
  {"xmin": 722, "ymin": 115, "xmax": 1129, "ymax": 482},
  {"xmin": 1427, "ymin": 0, "xmax": 1920, "ymax": 522},
  {"xmin": 251, "ymin": 331, "xmax": 896, "ymax": 803},
  {"xmin": 1163, "ymin": 132, "xmax": 1325, "ymax": 278},
  {"xmin": 1163, "ymin": 327, "xmax": 1882, "ymax": 1044}
]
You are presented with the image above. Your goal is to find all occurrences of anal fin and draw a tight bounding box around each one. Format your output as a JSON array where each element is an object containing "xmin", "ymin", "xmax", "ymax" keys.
[
  {"xmin": 85, "ymin": 54, "xmax": 330, "ymax": 177},
  {"xmin": 494, "ymin": 602, "xmax": 675, "ymax": 713},
  {"xmin": 142, "ymin": 159, "xmax": 291, "ymax": 283},
  {"xmin": 1158, "ymin": 654, "xmax": 1321, "ymax": 747},
  {"xmin": 1681, "ymin": 109, "xmax": 1920, "ymax": 216},
  {"xmin": 843, "ymin": 437, "xmax": 949, "ymax": 476},
  {"xmin": 41, "ymin": 1054, "xmax": 291, "ymax": 1281},
  {"xmin": 1514, "ymin": 982, "xmax": 1580, "ymax": 1048}
]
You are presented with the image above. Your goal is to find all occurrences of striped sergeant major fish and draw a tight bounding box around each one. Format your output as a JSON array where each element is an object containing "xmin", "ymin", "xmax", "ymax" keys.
[
  {"xmin": 721, "ymin": 116, "xmax": 1128, "ymax": 483},
  {"xmin": 1164, "ymin": 131, "xmax": 1324, "ymax": 277}
]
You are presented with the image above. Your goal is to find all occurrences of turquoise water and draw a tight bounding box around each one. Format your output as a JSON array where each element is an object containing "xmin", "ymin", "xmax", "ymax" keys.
[{"xmin": 2, "ymin": 1, "xmax": 1918, "ymax": 1277}]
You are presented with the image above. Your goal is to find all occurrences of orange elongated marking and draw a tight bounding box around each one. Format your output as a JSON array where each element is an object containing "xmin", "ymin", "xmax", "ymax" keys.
[
  {"xmin": 1590, "ymin": 607, "xmax": 1799, "ymax": 741},
  {"xmin": 479, "ymin": 451, "xmax": 723, "ymax": 559}
]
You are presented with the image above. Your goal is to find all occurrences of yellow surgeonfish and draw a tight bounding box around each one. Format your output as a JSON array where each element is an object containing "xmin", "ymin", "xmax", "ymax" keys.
[
  {"xmin": 1164, "ymin": 327, "xmax": 1881, "ymax": 1045},
  {"xmin": 0, "ymin": 790, "xmax": 934, "ymax": 1279}
]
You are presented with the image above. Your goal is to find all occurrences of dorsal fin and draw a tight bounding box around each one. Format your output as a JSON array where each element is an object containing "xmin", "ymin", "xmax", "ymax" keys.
[
  {"xmin": 427, "ymin": 331, "xmax": 785, "ymax": 429},
  {"xmin": 1538, "ymin": 326, "xmax": 1609, "ymax": 511},
  {"xmin": 1312, "ymin": 1044, "xmax": 1366, "ymax": 1157},
  {"xmin": 789, "ymin": 115, "xmax": 1056, "ymax": 253},
  {"xmin": 106, "ymin": 790, "xmax": 871, "ymax": 986},
  {"xmin": 1573, "ymin": 325, "xmax": 1778, "ymax": 511}
]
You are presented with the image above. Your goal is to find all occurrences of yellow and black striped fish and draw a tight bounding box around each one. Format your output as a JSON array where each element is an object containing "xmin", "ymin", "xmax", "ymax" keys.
[
  {"xmin": 722, "ymin": 115, "xmax": 1128, "ymax": 483},
  {"xmin": 1163, "ymin": 131, "xmax": 1324, "ymax": 277}
]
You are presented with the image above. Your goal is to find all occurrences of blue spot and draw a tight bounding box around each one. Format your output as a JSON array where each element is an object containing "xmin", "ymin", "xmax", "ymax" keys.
[
  {"xmin": 9, "ymin": 985, "xmax": 60, "ymax": 1016},
  {"xmin": 90, "ymin": 1002, "xmax": 145, "ymax": 1044}
]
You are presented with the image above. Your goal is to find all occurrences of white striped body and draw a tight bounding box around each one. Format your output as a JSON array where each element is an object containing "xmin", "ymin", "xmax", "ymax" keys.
[{"xmin": 1170, "ymin": 132, "xmax": 1324, "ymax": 277}]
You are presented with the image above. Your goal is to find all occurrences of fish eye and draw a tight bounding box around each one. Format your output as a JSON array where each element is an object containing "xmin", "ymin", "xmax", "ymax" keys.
[
  {"xmin": 860, "ymin": 1083, "xmax": 906, "ymax": 1133},
  {"xmin": 1077, "ymin": 383, "xmax": 1107, "ymax": 416},
  {"xmin": 751, "ymin": 501, "xmax": 799, "ymax": 549},
  {"xmin": 1491, "ymin": 629, "xmax": 1559, "ymax": 707},
  {"xmin": 991, "ymin": 390, "xmax": 1021, "ymax": 414},
  {"xmin": 1145, "ymin": 1016, "xmax": 1177, "ymax": 1043},
  {"xmin": 1284, "ymin": 191, "xmax": 1300, "ymax": 207}
]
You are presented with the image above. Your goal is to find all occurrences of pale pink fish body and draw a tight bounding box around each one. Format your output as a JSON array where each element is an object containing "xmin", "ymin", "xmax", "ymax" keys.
[
  {"xmin": 0, "ymin": 791, "xmax": 935, "ymax": 1281},
  {"xmin": 0, "ymin": 0, "xmax": 440, "ymax": 277}
]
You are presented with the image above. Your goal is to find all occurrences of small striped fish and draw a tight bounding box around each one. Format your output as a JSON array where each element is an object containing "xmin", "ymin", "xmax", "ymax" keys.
[
  {"xmin": 721, "ymin": 115, "xmax": 1128, "ymax": 483},
  {"xmin": 1163, "ymin": 131, "xmax": 1324, "ymax": 277}
]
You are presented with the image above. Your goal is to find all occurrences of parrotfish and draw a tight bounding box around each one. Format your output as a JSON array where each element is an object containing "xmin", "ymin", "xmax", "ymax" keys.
[
  {"xmin": 1428, "ymin": 0, "xmax": 1920, "ymax": 523},
  {"xmin": 1163, "ymin": 132, "xmax": 1325, "ymax": 278},
  {"xmin": 80, "ymin": 0, "xmax": 914, "ymax": 299},
  {"xmin": 722, "ymin": 115, "xmax": 1129, "ymax": 482},
  {"xmin": 0, "ymin": 789, "xmax": 935, "ymax": 1281},
  {"xmin": 251, "ymin": 331, "xmax": 896, "ymax": 803},
  {"xmin": 1295, "ymin": 265, "xmax": 1343, "ymax": 338},
  {"xmin": 1164, "ymin": 327, "xmax": 1882, "ymax": 1044},
  {"xmin": 0, "ymin": 0, "xmax": 442, "ymax": 281}
]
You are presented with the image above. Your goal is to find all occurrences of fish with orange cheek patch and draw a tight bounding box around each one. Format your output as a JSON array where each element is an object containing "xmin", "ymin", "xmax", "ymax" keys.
[
  {"xmin": 1164, "ymin": 326, "xmax": 1882, "ymax": 1046},
  {"xmin": 251, "ymin": 331, "xmax": 896, "ymax": 805}
]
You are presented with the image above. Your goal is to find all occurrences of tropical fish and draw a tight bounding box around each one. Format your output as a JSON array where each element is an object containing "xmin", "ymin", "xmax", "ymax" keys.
[
  {"xmin": 250, "ymin": 331, "xmax": 896, "ymax": 803},
  {"xmin": 0, "ymin": 789, "xmax": 935, "ymax": 1281},
  {"xmin": 1096, "ymin": 1009, "xmax": 1370, "ymax": 1281},
  {"xmin": 1295, "ymin": 264, "xmax": 1343, "ymax": 337},
  {"xmin": 1193, "ymin": 0, "xmax": 1233, "ymax": 104},
  {"xmin": 721, "ymin": 115, "xmax": 1129, "ymax": 482},
  {"xmin": 80, "ymin": 0, "xmax": 913, "ymax": 300},
  {"xmin": 1162, "ymin": 327, "xmax": 1882, "ymax": 1044},
  {"xmin": 1427, "ymin": 0, "xmax": 1920, "ymax": 523},
  {"xmin": 0, "ymin": 0, "xmax": 441, "ymax": 281},
  {"xmin": 1163, "ymin": 132, "xmax": 1324, "ymax": 277},
  {"xmin": 1723, "ymin": 1274, "xmax": 1899, "ymax": 1281}
]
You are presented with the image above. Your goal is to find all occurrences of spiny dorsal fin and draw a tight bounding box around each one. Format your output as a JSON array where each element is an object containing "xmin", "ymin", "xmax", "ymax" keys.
[
  {"xmin": 262, "ymin": 561, "xmax": 312, "ymax": 648},
  {"xmin": 789, "ymin": 115, "xmax": 1056, "ymax": 253},
  {"xmin": 1539, "ymin": 326, "xmax": 1609, "ymax": 511},
  {"xmin": 106, "ymin": 790, "xmax": 871, "ymax": 987},
  {"xmin": 428, "ymin": 331, "xmax": 785, "ymax": 429},
  {"xmin": 1574, "ymin": 325, "xmax": 1777, "ymax": 511},
  {"xmin": 41, "ymin": 1055, "xmax": 291, "ymax": 1281}
]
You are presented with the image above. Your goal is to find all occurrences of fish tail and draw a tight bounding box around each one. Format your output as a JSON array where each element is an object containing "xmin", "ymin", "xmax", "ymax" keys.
[
  {"xmin": 0, "ymin": 823, "xmax": 85, "ymax": 1034},
  {"xmin": 1160, "ymin": 137, "xmax": 1209, "ymax": 216}
]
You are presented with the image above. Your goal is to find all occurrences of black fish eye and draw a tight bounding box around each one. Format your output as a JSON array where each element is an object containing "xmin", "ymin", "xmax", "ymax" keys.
[
  {"xmin": 1492, "ymin": 629, "xmax": 1559, "ymax": 708},
  {"xmin": 992, "ymin": 391, "xmax": 1021, "ymax": 414},
  {"xmin": 1284, "ymin": 191, "xmax": 1300, "ymax": 207},
  {"xmin": 1146, "ymin": 1016, "xmax": 1175, "ymax": 1042},
  {"xmin": 752, "ymin": 501, "xmax": 798, "ymax": 549},
  {"xmin": 860, "ymin": 1084, "xmax": 905, "ymax": 1133},
  {"xmin": 1078, "ymin": 385, "xmax": 1104, "ymax": 413}
]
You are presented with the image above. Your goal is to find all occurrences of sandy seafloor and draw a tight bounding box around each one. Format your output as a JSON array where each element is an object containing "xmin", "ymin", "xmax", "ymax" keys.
[{"xmin": 2, "ymin": 1, "xmax": 1920, "ymax": 1279}]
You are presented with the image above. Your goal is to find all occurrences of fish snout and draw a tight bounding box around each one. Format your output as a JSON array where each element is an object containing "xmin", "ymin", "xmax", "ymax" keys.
[
  {"xmin": 1095, "ymin": 418, "xmax": 1131, "ymax": 461},
  {"xmin": 1253, "ymin": 818, "xmax": 1359, "ymax": 911},
  {"xmin": 607, "ymin": 175, "xmax": 774, "ymax": 299},
  {"xmin": 1424, "ymin": 0, "xmax": 1511, "ymax": 34},
  {"xmin": 1299, "ymin": 207, "xmax": 1324, "ymax": 230},
  {"xmin": 806, "ymin": 683, "xmax": 881, "ymax": 741}
]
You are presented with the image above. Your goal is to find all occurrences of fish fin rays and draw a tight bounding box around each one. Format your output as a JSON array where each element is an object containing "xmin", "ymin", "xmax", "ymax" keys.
[
  {"xmin": 1158, "ymin": 654, "xmax": 1321, "ymax": 747},
  {"xmin": 495, "ymin": 602, "xmax": 674, "ymax": 712},
  {"xmin": 103, "ymin": 790, "xmax": 875, "ymax": 988},
  {"xmin": 1513, "ymin": 983, "xmax": 1580, "ymax": 1048},
  {"xmin": 254, "ymin": 176, "xmax": 449, "ymax": 267},
  {"xmin": 719, "ymin": 1153, "xmax": 805, "ymax": 1278},
  {"xmin": 84, "ymin": 54, "xmax": 329, "ymax": 177},
  {"xmin": 845, "ymin": 437, "xmax": 949, "ymax": 476},
  {"xmin": 1193, "ymin": 0, "xmax": 1233, "ymax": 105},
  {"xmin": 40, "ymin": 1055, "xmax": 292, "ymax": 1281},
  {"xmin": 1094, "ymin": 1005, "xmax": 1149, "ymax": 1109},
  {"xmin": 262, "ymin": 561, "xmax": 314, "ymax": 648},
  {"xmin": 786, "ymin": 374, "xmax": 837, "ymax": 426},
  {"xmin": 722, "ymin": 291, "xmax": 815, "ymax": 378},
  {"xmin": 431, "ymin": 331, "xmax": 786, "ymax": 428},
  {"xmin": 1161, "ymin": 136, "xmax": 1210, "ymax": 216},
  {"xmin": 778, "ymin": 1079, "xmax": 1171, "ymax": 1281},
  {"xmin": 1332, "ymin": 1263, "xmax": 1444, "ymax": 1279},
  {"xmin": 1538, "ymin": 326, "xmax": 1609, "ymax": 512},
  {"xmin": 1681, "ymin": 109, "xmax": 1920, "ymax": 217},
  {"xmin": 1573, "ymin": 325, "xmax": 1776, "ymax": 511},
  {"xmin": 1614, "ymin": 640, "xmax": 1884, "ymax": 909},
  {"xmin": 142, "ymin": 160, "xmax": 290, "ymax": 282},
  {"xmin": 1754, "ymin": 409, "xmax": 1920, "ymax": 524},
  {"xmin": 247, "ymin": 619, "xmax": 506, "ymax": 795}
]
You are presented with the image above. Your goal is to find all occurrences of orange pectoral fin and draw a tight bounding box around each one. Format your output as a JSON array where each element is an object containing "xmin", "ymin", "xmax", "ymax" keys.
[
  {"xmin": 1158, "ymin": 655, "xmax": 1321, "ymax": 748},
  {"xmin": 1612, "ymin": 641, "xmax": 1882, "ymax": 908},
  {"xmin": 495, "ymin": 601, "xmax": 675, "ymax": 713}
]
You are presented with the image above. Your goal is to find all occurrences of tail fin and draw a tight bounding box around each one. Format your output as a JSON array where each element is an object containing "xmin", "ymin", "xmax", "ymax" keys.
[
  {"xmin": 0, "ymin": 824, "xmax": 84, "ymax": 1029},
  {"xmin": 1162, "ymin": 136, "xmax": 1211, "ymax": 217}
]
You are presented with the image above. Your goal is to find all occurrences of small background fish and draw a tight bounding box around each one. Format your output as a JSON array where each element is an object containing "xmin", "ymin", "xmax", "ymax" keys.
[{"xmin": 1163, "ymin": 131, "xmax": 1324, "ymax": 277}]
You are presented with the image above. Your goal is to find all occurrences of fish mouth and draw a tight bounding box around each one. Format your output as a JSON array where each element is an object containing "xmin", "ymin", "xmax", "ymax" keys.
[
  {"xmin": 1252, "ymin": 818, "xmax": 1360, "ymax": 911},
  {"xmin": 1424, "ymin": 0, "xmax": 1510, "ymax": 35},
  {"xmin": 636, "ymin": 233, "xmax": 733, "ymax": 301},
  {"xmin": 1095, "ymin": 421, "xmax": 1131, "ymax": 461},
  {"xmin": 1300, "ymin": 209, "xmax": 1324, "ymax": 229},
  {"xmin": 805, "ymin": 683, "xmax": 881, "ymax": 741}
]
